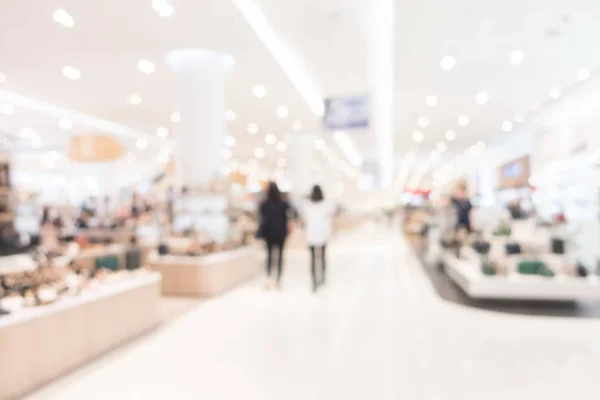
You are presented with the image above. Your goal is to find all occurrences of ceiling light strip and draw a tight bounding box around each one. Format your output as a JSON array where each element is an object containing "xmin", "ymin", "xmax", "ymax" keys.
[
  {"xmin": 231, "ymin": 0, "xmax": 324, "ymax": 116},
  {"xmin": 0, "ymin": 90, "xmax": 174, "ymax": 148},
  {"xmin": 333, "ymin": 131, "xmax": 362, "ymax": 167}
]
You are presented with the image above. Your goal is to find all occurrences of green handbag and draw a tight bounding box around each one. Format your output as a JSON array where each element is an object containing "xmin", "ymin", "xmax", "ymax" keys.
[{"xmin": 95, "ymin": 254, "xmax": 120, "ymax": 271}]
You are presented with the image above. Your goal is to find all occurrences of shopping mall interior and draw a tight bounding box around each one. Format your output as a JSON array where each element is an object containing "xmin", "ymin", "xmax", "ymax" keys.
[{"xmin": 2, "ymin": 1, "xmax": 600, "ymax": 399}]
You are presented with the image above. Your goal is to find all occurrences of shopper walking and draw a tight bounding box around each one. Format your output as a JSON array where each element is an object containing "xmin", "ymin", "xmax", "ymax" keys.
[
  {"xmin": 301, "ymin": 185, "xmax": 334, "ymax": 292},
  {"xmin": 258, "ymin": 182, "xmax": 291, "ymax": 290},
  {"xmin": 451, "ymin": 183, "xmax": 473, "ymax": 233}
]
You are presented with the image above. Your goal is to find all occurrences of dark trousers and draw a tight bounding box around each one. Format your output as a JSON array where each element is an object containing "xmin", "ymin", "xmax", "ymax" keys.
[
  {"xmin": 310, "ymin": 245, "xmax": 326, "ymax": 287},
  {"xmin": 266, "ymin": 239, "xmax": 285, "ymax": 282}
]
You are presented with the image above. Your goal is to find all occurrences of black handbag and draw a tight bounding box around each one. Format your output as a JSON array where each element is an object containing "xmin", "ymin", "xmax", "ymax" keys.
[
  {"xmin": 551, "ymin": 238, "xmax": 565, "ymax": 254},
  {"xmin": 576, "ymin": 263, "xmax": 588, "ymax": 277},
  {"xmin": 125, "ymin": 248, "xmax": 141, "ymax": 270},
  {"xmin": 472, "ymin": 240, "xmax": 490, "ymax": 255},
  {"xmin": 158, "ymin": 243, "xmax": 169, "ymax": 255},
  {"xmin": 505, "ymin": 242, "xmax": 521, "ymax": 255}
]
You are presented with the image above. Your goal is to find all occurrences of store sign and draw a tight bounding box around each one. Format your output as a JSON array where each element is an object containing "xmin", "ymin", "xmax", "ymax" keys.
[
  {"xmin": 498, "ymin": 156, "xmax": 530, "ymax": 188},
  {"xmin": 323, "ymin": 96, "xmax": 369, "ymax": 131}
]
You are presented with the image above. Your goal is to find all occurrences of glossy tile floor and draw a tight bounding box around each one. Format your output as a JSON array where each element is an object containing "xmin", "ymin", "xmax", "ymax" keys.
[{"xmin": 27, "ymin": 223, "xmax": 600, "ymax": 399}]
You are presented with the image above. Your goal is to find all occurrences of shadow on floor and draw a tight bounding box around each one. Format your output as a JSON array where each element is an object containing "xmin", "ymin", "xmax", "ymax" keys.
[{"xmin": 407, "ymin": 236, "xmax": 600, "ymax": 319}]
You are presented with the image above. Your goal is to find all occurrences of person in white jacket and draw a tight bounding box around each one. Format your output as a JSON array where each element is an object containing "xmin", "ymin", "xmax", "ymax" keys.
[{"xmin": 301, "ymin": 185, "xmax": 334, "ymax": 292}]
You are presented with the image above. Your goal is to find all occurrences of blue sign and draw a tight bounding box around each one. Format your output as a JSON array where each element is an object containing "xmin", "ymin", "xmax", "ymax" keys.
[
  {"xmin": 323, "ymin": 96, "xmax": 369, "ymax": 131},
  {"xmin": 503, "ymin": 162, "xmax": 523, "ymax": 178}
]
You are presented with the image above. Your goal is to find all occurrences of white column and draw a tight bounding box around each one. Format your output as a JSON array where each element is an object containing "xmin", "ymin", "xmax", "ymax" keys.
[
  {"xmin": 166, "ymin": 49, "xmax": 235, "ymax": 189},
  {"xmin": 286, "ymin": 133, "xmax": 315, "ymax": 204},
  {"xmin": 367, "ymin": 0, "xmax": 395, "ymax": 188}
]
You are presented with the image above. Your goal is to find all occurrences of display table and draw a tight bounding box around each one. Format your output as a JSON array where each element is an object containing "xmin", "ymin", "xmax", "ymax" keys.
[
  {"xmin": 74, "ymin": 244, "xmax": 126, "ymax": 270},
  {"xmin": 0, "ymin": 273, "xmax": 161, "ymax": 400},
  {"xmin": 77, "ymin": 229, "xmax": 136, "ymax": 245},
  {"xmin": 148, "ymin": 246, "xmax": 261, "ymax": 297},
  {"xmin": 442, "ymin": 250, "xmax": 600, "ymax": 301}
]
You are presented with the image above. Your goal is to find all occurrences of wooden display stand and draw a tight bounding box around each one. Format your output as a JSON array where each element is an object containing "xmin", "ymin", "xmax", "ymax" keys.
[
  {"xmin": 148, "ymin": 246, "xmax": 261, "ymax": 297},
  {"xmin": 0, "ymin": 273, "xmax": 161, "ymax": 400}
]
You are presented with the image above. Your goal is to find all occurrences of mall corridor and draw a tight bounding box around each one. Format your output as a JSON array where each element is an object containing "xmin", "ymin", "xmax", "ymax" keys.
[{"xmin": 27, "ymin": 224, "xmax": 600, "ymax": 400}]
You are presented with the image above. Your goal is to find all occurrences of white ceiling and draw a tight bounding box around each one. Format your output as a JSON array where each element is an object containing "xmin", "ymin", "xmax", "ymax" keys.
[{"xmin": 0, "ymin": 0, "xmax": 599, "ymax": 186}]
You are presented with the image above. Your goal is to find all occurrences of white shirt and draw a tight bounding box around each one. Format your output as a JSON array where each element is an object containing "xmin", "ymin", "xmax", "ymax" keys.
[{"xmin": 302, "ymin": 200, "xmax": 334, "ymax": 246}]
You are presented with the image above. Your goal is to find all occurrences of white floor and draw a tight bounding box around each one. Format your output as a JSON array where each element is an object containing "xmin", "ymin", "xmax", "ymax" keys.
[{"xmin": 27, "ymin": 224, "xmax": 600, "ymax": 400}]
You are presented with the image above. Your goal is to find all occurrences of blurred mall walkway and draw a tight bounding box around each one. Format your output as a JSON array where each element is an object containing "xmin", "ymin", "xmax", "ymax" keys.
[{"xmin": 27, "ymin": 224, "xmax": 600, "ymax": 400}]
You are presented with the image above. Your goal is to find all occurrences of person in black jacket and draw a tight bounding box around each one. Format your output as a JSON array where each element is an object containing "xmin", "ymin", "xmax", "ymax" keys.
[{"xmin": 258, "ymin": 182, "xmax": 290, "ymax": 289}]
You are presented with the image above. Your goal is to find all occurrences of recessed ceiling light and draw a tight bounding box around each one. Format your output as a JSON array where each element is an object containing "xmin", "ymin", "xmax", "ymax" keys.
[
  {"xmin": 458, "ymin": 115, "xmax": 469, "ymax": 127},
  {"xmin": 576, "ymin": 68, "xmax": 590, "ymax": 81},
  {"xmin": 276, "ymin": 106, "xmax": 288, "ymax": 118},
  {"xmin": 152, "ymin": 0, "xmax": 174, "ymax": 17},
  {"xmin": 436, "ymin": 142, "xmax": 447, "ymax": 153},
  {"xmin": 137, "ymin": 59, "xmax": 155, "ymax": 74},
  {"xmin": 276, "ymin": 141, "xmax": 287, "ymax": 152},
  {"xmin": 254, "ymin": 147, "xmax": 266, "ymax": 158},
  {"xmin": 412, "ymin": 130, "xmax": 424, "ymax": 143},
  {"xmin": 136, "ymin": 138, "xmax": 148, "ymax": 150},
  {"xmin": 315, "ymin": 139, "xmax": 325, "ymax": 150},
  {"xmin": 156, "ymin": 126, "xmax": 169, "ymax": 137},
  {"xmin": 277, "ymin": 158, "xmax": 287, "ymax": 168},
  {"xmin": 170, "ymin": 112, "xmax": 180, "ymax": 123},
  {"xmin": 501, "ymin": 121, "xmax": 513, "ymax": 132},
  {"xmin": 425, "ymin": 95, "xmax": 438, "ymax": 107},
  {"xmin": 0, "ymin": 73, "xmax": 5, "ymax": 83},
  {"xmin": 292, "ymin": 120, "xmax": 303, "ymax": 131},
  {"xmin": 58, "ymin": 118, "xmax": 72, "ymax": 130},
  {"xmin": 429, "ymin": 150, "xmax": 439, "ymax": 160},
  {"xmin": 225, "ymin": 110, "xmax": 236, "ymax": 121},
  {"xmin": 265, "ymin": 134, "xmax": 277, "ymax": 145},
  {"xmin": 222, "ymin": 148, "xmax": 232, "ymax": 160},
  {"xmin": 476, "ymin": 140, "xmax": 486, "ymax": 150},
  {"xmin": 253, "ymin": 85, "xmax": 266, "ymax": 98},
  {"xmin": 510, "ymin": 50, "xmax": 524, "ymax": 65},
  {"xmin": 0, "ymin": 104, "xmax": 15, "ymax": 115},
  {"xmin": 550, "ymin": 87, "xmax": 562, "ymax": 99},
  {"xmin": 62, "ymin": 66, "xmax": 81, "ymax": 80},
  {"xmin": 445, "ymin": 130, "xmax": 456, "ymax": 141},
  {"xmin": 127, "ymin": 93, "xmax": 142, "ymax": 106},
  {"xmin": 475, "ymin": 92, "xmax": 489, "ymax": 105},
  {"xmin": 225, "ymin": 135, "xmax": 236, "ymax": 147},
  {"xmin": 247, "ymin": 123, "xmax": 258, "ymax": 134},
  {"xmin": 53, "ymin": 9, "xmax": 74, "ymax": 28},
  {"xmin": 440, "ymin": 56, "xmax": 456, "ymax": 70},
  {"xmin": 514, "ymin": 114, "xmax": 525, "ymax": 123},
  {"xmin": 417, "ymin": 117, "xmax": 429, "ymax": 128}
]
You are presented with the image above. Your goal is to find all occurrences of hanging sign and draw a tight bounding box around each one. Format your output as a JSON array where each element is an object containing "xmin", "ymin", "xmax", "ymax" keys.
[{"xmin": 323, "ymin": 96, "xmax": 369, "ymax": 131}]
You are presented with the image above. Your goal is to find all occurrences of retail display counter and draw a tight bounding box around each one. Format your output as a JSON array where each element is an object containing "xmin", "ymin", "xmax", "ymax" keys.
[
  {"xmin": 77, "ymin": 229, "xmax": 135, "ymax": 245},
  {"xmin": 148, "ymin": 245, "xmax": 261, "ymax": 297},
  {"xmin": 442, "ymin": 249, "xmax": 600, "ymax": 301},
  {"xmin": 74, "ymin": 244, "xmax": 127, "ymax": 270},
  {"xmin": 0, "ymin": 272, "xmax": 161, "ymax": 400}
]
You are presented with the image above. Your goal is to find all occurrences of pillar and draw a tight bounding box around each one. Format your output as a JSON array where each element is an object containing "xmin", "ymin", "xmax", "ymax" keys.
[
  {"xmin": 165, "ymin": 49, "xmax": 235, "ymax": 189},
  {"xmin": 165, "ymin": 49, "xmax": 235, "ymax": 242}
]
